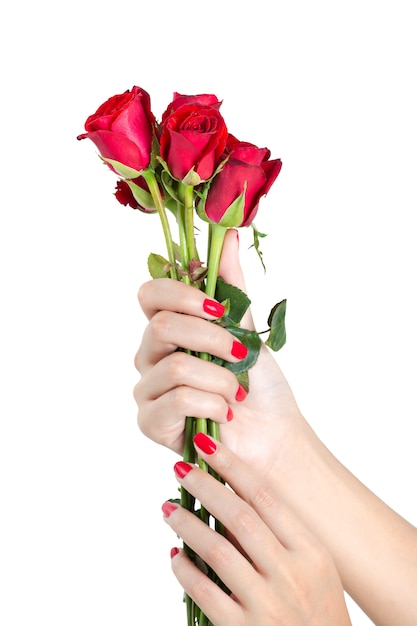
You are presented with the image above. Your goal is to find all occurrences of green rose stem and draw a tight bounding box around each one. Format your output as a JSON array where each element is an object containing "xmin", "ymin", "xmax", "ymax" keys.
[
  {"xmin": 176, "ymin": 186, "xmax": 204, "ymax": 626},
  {"xmin": 183, "ymin": 184, "xmax": 198, "ymax": 262},
  {"xmin": 140, "ymin": 169, "xmax": 177, "ymax": 280},
  {"xmin": 180, "ymin": 188, "xmax": 229, "ymax": 626},
  {"xmin": 176, "ymin": 193, "xmax": 196, "ymax": 515},
  {"xmin": 202, "ymin": 221, "xmax": 227, "ymax": 444},
  {"xmin": 202, "ymin": 222, "xmax": 228, "ymax": 545}
]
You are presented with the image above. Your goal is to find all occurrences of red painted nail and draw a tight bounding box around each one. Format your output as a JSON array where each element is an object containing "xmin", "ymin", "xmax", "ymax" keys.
[
  {"xmin": 174, "ymin": 461, "xmax": 193, "ymax": 478},
  {"xmin": 203, "ymin": 298, "xmax": 225, "ymax": 318},
  {"xmin": 235, "ymin": 384, "xmax": 247, "ymax": 402},
  {"xmin": 227, "ymin": 407, "xmax": 233, "ymax": 422},
  {"xmin": 162, "ymin": 501, "xmax": 177, "ymax": 518},
  {"xmin": 193, "ymin": 432, "xmax": 217, "ymax": 455},
  {"xmin": 231, "ymin": 340, "xmax": 248, "ymax": 359},
  {"xmin": 170, "ymin": 547, "xmax": 180, "ymax": 559}
]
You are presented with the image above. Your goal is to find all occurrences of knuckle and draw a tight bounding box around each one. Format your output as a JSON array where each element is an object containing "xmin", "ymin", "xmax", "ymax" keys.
[
  {"xmin": 136, "ymin": 406, "xmax": 150, "ymax": 436},
  {"xmin": 133, "ymin": 347, "xmax": 143, "ymax": 373},
  {"xmin": 149, "ymin": 310, "xmax": 173, "ymax": 341},
  {"xmin": 132, "ymin": 379, "xmax": 142, "ymax": 406},
  {"xmin": 230, "ymin": 505, "xmax": 260, "ymax": 536},
  {"xmin": 209, "ymin": 536, "xmax": 236, "ymax": 568},
  {"xmin": 187, "ymin": 575, "xmax": 213, "ymax": 607},
  {"xmin": 250, "ymin": 480, "xmax": 277, "ymax": 512},
  {"xmin": 165, "ymin": 351, "xmax": 189, "ymax": 382},
  {"xmin": 308, "ymin": 541, "xmax": 334, "ymax": 574},
  {"xmin": 137, "ymin": 280, "xmax": 152, "ymax": 307},
  {"xmin": 170, "ymin": 385, "xmax": 191, "ymax": 413}
]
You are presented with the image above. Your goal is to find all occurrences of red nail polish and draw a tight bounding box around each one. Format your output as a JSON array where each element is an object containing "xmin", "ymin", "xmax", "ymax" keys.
[
  {"xmin": 227, "ymin": 407, "xmax": 233, "ymax": 422},
  {"xmin": 162, "ymin": 501, "xmax": 177, "ymax": 517},
  {"xmin": 235, "ymin": 384, "xmax": 247, "ymax": 402},
  {"xmin": 231, "ymin": 340, "xmax": 248, "ymax": 360},
  {"xmin": 174, "ymin": 461, "xmax": 193, "ymax": 478},
  {"xmin": 193, "ymin": 432, "xmax": 217, "ymax": 455},
  {"xmin": 203, "ymin": 298, "xmax": 225, "ymax": 318},
  {"xmin": 170, "ymin": 547, "xmax": 180, "ymax": 559}
]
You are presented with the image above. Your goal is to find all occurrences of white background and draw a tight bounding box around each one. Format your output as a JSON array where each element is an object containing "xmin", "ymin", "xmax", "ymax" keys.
[{"xmin": 1, "ymin": 1, "xmax": 416, "ymax": 624}]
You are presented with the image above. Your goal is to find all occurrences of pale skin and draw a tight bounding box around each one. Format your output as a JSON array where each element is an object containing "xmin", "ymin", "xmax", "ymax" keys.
[
  {"xmin": 164, "ymin": 435, "xmax": 351, "ymax": 626},
  {"xmin": 134, "ymin": 229, "xmax": 417, "ymax": 626}
]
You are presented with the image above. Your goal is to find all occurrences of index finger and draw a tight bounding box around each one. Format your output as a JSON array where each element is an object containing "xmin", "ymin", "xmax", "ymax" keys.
[
  {"xmin": 138, "ymin": 278, "xmax": 225, "ymax": 320},
  {"xmin": 192, "ymin": 433, "xmax": 312, "ymax": 551}
]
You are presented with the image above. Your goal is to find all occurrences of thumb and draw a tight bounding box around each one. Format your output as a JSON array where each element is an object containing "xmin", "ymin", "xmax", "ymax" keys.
[{"xmin": 218, "ymin": 228, "xmax": 255, "ymax": 330}]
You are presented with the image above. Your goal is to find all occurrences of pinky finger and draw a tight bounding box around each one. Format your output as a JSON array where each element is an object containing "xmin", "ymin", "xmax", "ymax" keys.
[{"xmin": 170, "ymin": 548, "xmax": 243, "ymax": 626}]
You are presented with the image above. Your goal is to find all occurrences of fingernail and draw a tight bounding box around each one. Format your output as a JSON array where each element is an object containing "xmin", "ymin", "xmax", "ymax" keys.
[
  {"xmin": 174, "ymin": 461, "xmax": 193, "ymax": 478},
  {"xmin": 235, "ymin": 384, "xmax": 247, "ymax": 402},
  {"xmin": 203, "ymin": 298, "xmax": 225, "ymax": 318},
  {"xmin": 162, "ymin": 501, "xmax": 178, "ymax": 518},
  {"xmin": 227, "ymin": 407, "xmax": 233, "ymax": 421},
  {"xmin": 193, "ymin": 432, "xmax": 217, "ymax": 455},
  {"xmin": 231, "ymin": 340, "xmax": 248, "ymax": 359},
  {"xmin": 170, "ymin": 547, "xmax": 180, "ymax": 559}
]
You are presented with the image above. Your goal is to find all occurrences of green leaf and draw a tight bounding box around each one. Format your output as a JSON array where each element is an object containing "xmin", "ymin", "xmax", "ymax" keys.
[
  {"xmin": 266, "ymin": 299, "xmax": 287, "ymax": 351},
  {"xmin": 147, "ymin": 253, "xmax": 170, "ymax": 279},
  {"xmin": 100, "ymin": 157, "xmax": 143, "ymax": 179},
  {"xmin": 236, "ymin": 370, "xmax": 249, "ymax": 393},
  {"xmin": 221, "ymin": 326, "xmax": 261, "ymax": 375},
  {"xmin": 215, "ymin": 278, "xmax": 251, "ymax": 324},
  {"xmin": 249, "ymin": 223, "xmax": 268, "ymax": 272}
]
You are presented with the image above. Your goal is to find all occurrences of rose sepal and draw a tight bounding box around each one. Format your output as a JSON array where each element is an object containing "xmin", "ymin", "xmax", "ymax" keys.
[
  {"xmin": 197, "ymin": 187, "xmax": 246, "ymax": 228},
  {"xmin": 100, "ymin": 156, "xmax": 143, "ymax": 179},
  {"xmin": 159, "ymin": 169, "xmax": 183, "ymax": 205},
  {"xmin": 182, "ymin": 168, "xmax": 201, "ymax": 187}
]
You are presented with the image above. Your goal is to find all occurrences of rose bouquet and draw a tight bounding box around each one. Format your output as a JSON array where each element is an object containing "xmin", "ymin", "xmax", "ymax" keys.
[{"xmin": 78, "ymin": 86, "xmax": 286, "ymax": 625}]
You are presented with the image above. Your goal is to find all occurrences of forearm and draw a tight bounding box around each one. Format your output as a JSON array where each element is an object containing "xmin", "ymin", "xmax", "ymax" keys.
[{"xmin": 270, "ymin": 421, "xmax": 417, "ymax": 626}]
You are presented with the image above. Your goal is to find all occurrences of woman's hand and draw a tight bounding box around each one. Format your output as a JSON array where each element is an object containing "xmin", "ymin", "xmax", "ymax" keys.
[
  {"xmin": 134, "ymin": 228, "xmax": 307, "ymax": 476},
  {"xmin": 135, "ymin": 229, "xmax": 417, "ymax": 623},
  {"xmin": 162, "ymin": 434, "xmax": 352, "ymax": 626}
]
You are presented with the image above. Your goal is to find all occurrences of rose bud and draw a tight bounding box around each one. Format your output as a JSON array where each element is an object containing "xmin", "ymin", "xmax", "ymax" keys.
[
  {"xmin": 198, "ymin": 134, "xmax": 282, "ymax": 227},
  {"xmin": 77, "ymin": 86, "xmax": 157, "ymax": 175},
  {"xmin": 114, "ymin": 178, "xmax": 157, "ymax": 213},
  {"xmin": 160, "ymin": 95, "xmax": 228, "ymax": 184}
]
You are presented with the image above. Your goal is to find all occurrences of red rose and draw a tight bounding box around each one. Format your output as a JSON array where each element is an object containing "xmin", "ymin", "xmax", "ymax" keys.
[
  {"xmin": 114, "ymin": 178, "xmax": 157, "ymax": 213},
  {"xmin": 160, "ymin": 95, "xmax": 228, "ymax": 182},
  {"xmin": 77, "ymin": 86, "xmax": 156, "ymax": 173},
  {"xmin": 200, "ymin": 134, "xmax": 282, "ymax": 227},
  {"xmin": 161, "ymin": 92, "xmax": 221, "ymax": 122}
]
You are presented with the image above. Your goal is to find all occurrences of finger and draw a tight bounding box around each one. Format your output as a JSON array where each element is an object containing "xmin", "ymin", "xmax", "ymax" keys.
[
  {"xmin": 169, "ymin": 547, "xmax": 243, "ymax": 626},
  {"xmin": 138, "ymin": 278, "xmax": 225, "ymax": 321},
  {"xmin": 171, "ymin": 460, "xmax": 284, "ymax": 582},
  {"xmin": 135, "ymin": 385, "xmax": 234, "ymax": 452},
  {"xmin": 192, "ymin": 434, "xmax": 311, "ymax": 560},
  {"xmin": 218, "ymin": 228, "xmax": 255, "ymax": 330},
  {"xmin": 134, "ymin": 350, "xmax": 243, "ymax": 406},
  {"xmin": 162, "ymin": 500, "xmax": 259, "ymax": 608},
  {"xmin": 134, "ymin": 310, "xmax": 248, "ymax": 374}
]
